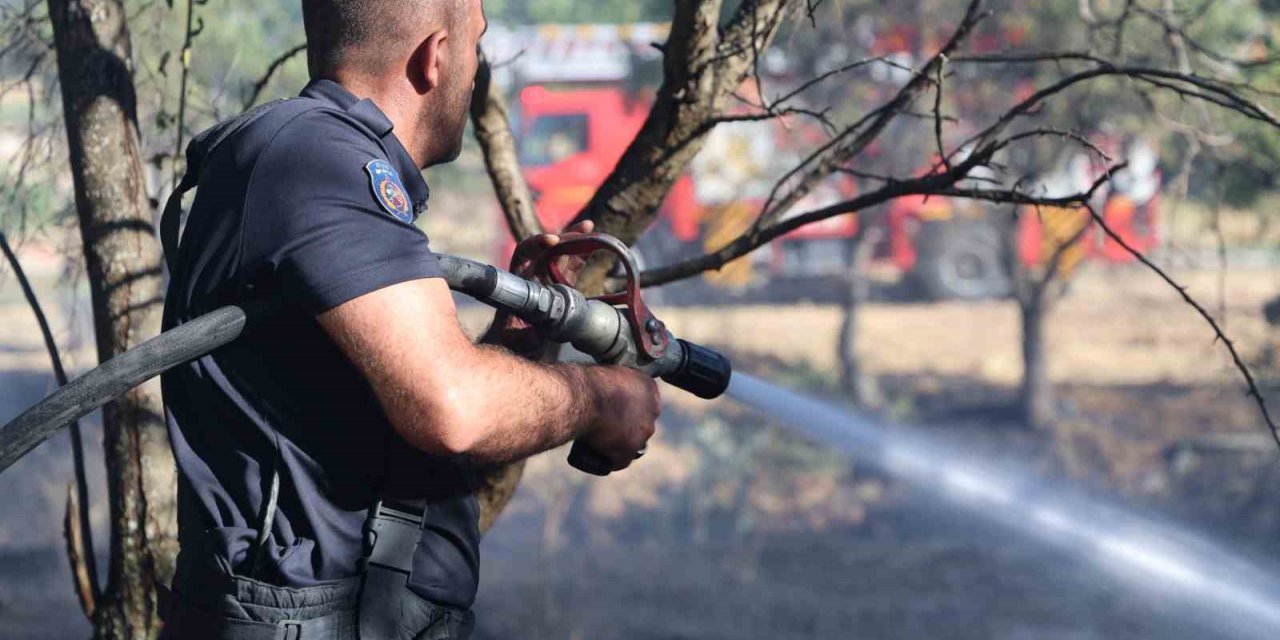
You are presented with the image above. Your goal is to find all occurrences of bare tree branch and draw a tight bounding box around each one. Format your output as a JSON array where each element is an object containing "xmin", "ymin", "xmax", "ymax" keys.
[
  {"xmin": 0, "ymin": 231, "xmax": 99, "ymax": 616},
  {"xmin": 469, "ymin": 50, "xmax": 543, "ymax": 241},
  {"xmin": 641, "ymin": 156, "xmax": 983, "ymax": 285},
  {"xmin": 641, "ymin": 142, "xmax": 1114, "ymax": 287},
  {"xmin": 242, "ymin": 42, "xmax": 306, "ymax": 110},
  {"xmin": 1082, "ymin": 203, "xmax": 1279, "ymax": 448}
]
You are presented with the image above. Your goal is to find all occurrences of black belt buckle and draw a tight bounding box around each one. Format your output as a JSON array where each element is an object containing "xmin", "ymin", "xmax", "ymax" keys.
[{"xmin": 363, "ymin": 501, "xmax": 424, "ymax": 574}]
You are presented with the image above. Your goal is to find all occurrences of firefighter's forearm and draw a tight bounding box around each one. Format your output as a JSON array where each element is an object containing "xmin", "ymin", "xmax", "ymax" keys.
[{"xmin": 423, "ymin": 347, "xmax": 603, "ymax": 465}]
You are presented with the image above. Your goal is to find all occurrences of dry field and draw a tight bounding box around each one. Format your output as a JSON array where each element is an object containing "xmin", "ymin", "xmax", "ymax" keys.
[{"xmin": 659, "ymin": 266, "xmax": 1280, "ymax": 389}]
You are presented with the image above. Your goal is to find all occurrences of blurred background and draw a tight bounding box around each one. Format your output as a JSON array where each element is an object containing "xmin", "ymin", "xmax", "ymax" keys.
[{"xmin": 2, "ymin": 0, "xmax": 1280, "ymax": 638}]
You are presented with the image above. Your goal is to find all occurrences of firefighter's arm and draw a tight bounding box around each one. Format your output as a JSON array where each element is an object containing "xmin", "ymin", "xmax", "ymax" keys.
[{"xmin": 317, "ymin": 276, "xmax": 658, "ymax": 469}]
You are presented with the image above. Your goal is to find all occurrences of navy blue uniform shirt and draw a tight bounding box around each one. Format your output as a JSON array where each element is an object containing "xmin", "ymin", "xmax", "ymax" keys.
[{"xmin": 162, "ymin": 79, "xmax": 481, "ymax": 609}]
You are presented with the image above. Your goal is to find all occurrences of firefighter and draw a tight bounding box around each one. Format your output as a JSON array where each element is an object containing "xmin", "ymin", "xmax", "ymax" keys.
[{"xmin": 158, "ymin": 1, "xmax": 660, "ymax": 638}]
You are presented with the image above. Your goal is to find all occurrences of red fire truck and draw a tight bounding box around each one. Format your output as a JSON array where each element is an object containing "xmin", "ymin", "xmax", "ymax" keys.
[{"xmin": 485, "ymin": 22, "xmax": 1161, "ymax": 302}]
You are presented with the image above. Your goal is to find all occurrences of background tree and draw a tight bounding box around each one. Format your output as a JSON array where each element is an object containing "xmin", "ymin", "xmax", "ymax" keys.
[{"xmin": 44, "ymin": 0, "xmax": 174, "ymax": 638}]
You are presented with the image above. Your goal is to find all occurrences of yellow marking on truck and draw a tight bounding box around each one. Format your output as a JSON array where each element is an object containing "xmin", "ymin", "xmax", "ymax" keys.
[
  {"xmin": 1038, "ymin": 205, "xmax": 1089, "ymax": 277},
  {"xmin": 702, "ymin": 201, "xmax": 757, "ymax": 288}
]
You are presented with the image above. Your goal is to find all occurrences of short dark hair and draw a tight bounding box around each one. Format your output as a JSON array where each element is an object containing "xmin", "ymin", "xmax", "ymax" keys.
[{"xmin": 301, "ymin": 0, "xmax": 463, "ymax": 76}]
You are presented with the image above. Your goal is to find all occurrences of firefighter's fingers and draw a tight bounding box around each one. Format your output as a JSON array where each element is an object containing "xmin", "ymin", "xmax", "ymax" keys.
[
  {"xmin": 510, "ymin": 233, "xmax": 559, "ymax": 266},
  {"xmin": 553, "ymin": 255, "xmax": 588, "ymax": 286},
  {"xmin": 563, "ymin": 220, "xmax": 594, "ymax": 235}
]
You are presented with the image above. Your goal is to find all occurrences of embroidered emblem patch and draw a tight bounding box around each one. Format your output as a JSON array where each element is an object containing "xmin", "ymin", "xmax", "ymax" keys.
[{"xmin": 364, "ymin": 159, "xmax": 413, "ymax": 223}]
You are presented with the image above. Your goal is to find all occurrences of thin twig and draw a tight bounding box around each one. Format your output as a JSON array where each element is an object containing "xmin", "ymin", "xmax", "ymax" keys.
[
  {"xmin": 243, "ymin": 42, "xmax": 306, "ymax": 110},
  {"xmin": 170, "ymin": 0, "xmax": 204, "ymax": 191},
  {"xmin": 0, "ymin": 231, "xmax": 99, "ymax": 615},
  {"xmin": 1084, "ymin": 203, "xmax": 1278, "ymax": 448},
  {"xmin": 934, "ymin": 54, "xmax": 950, "ymax": 171}
]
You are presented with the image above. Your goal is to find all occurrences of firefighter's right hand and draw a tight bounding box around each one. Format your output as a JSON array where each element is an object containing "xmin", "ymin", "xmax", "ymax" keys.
[{"xmin": 579, "ymin": 366, "xmax": 661, "ymax": 472}]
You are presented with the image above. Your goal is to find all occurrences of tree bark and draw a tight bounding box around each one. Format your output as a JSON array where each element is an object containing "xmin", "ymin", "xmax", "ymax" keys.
[
  {"xmin": 1020, "ymin": 296, "xmax": 1054, "ymax": 430},
  {"xmin": 838, "ymin": 226, "xmax": 882, "ymax": 409},
  {"xmin": 475, "ymin": 459, "xmax": 526, "ymax": 535},
  {"xmin": 46, "ymin": 0, "xmax": 176, "ymax": 637},
  {"xmin": 570, "ymin": 0, "xmax": 798, "ymax": 282},
  {"xmin": 467, "ymin": 0, "xmax": 799, "ymax": 528},
  {"xmin": 470, "ymin": 51, "xmax": 543, "ymax": 241}
]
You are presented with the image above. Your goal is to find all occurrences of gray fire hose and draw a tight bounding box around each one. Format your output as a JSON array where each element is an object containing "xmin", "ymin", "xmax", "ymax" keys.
[{"xmin": 0, "ymin": 240, "xmax": 731, "ymax": 476}]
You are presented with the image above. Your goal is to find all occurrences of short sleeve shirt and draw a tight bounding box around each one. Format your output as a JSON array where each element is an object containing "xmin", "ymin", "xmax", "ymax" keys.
[{"xmin": 161, "ymin": 79, "xmax": 480, "ymax": 609}]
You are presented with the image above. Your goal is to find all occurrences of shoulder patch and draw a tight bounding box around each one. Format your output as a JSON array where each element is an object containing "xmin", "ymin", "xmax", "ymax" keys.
[{"xmin": 364, "ymin": 159, "xmax": 414, "ymax": 223}]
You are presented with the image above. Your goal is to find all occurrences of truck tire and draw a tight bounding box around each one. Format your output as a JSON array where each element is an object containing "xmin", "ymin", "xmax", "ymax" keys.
[{"xmin": 910, "ymin": 219, "xmax": 1012, "ymax": 301}]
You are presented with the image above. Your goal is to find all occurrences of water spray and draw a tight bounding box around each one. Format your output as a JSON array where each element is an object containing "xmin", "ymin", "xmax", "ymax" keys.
[{"xmin": 728, "ymin": 373, "xmax": 1280, "ymax": 639}]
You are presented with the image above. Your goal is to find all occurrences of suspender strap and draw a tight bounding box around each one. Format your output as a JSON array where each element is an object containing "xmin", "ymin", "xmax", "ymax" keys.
[{"xmin": 358, "ymin": 498, "xmax": 430, "ymax": 640}]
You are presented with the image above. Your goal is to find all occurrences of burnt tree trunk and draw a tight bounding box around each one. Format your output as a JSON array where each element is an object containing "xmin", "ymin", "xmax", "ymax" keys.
[{"xmin": 46, "ymin": 0, "xmax": 177, "ymax": 637}]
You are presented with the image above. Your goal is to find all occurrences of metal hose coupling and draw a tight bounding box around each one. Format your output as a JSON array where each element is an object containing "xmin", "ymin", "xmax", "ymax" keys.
[{"xmin": 491, "ymin": 232, "xmax": 732, "ymax": 475}]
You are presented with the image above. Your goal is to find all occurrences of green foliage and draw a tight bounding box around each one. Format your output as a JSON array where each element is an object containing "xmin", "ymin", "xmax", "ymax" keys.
[{"xmin": 485, "ymin": 0, "xmax": 671, "ymax": 24}]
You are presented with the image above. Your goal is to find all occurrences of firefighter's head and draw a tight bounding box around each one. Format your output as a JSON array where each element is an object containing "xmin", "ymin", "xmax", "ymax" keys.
[{"xmin": 302, "ymin": 0, "xmax": 488, "ymax": 167}]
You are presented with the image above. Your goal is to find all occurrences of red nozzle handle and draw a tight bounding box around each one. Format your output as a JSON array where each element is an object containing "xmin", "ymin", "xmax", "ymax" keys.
[{"xmin": 539, "ymin": 233, "xmax": 668, "ymax": 360}]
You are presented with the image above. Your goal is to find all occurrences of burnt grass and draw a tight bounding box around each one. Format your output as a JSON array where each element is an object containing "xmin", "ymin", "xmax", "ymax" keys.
[{"xmin": 474, "ymin": 355, "xmax": 1280, "ymax": 639}]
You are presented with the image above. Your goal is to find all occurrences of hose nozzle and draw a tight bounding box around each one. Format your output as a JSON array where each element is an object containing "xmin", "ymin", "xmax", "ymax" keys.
[{"xmin": 661, "ymin": 339, "xmax": 731, "ymax": 400}]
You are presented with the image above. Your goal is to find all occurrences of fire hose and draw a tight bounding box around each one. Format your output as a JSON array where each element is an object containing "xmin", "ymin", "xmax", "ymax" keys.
[{"xmin": 0, "ymin": 233, "xmax": 731, "ymax": 476}]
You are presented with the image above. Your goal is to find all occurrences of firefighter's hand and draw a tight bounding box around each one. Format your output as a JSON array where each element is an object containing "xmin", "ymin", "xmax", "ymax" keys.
[
  {"xmin": 487, "ymin": 221, "xmax": 594, "ymax": 355},
  {"xmin": 507, "ymin": 220, "xmax": 593, "ymax": 283},
  {"xmin": 579, "ymin": 365, "xmax": 661, "ymax": 472}
]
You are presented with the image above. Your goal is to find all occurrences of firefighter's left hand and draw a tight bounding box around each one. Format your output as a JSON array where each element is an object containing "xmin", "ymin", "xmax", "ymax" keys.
[{"xmin": 487, "ymin": 221, "xmax": 594, "ymax": 356}]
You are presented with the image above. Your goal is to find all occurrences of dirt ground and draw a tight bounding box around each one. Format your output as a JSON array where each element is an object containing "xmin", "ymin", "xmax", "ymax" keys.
[{"xmin": 2, "ymin": 236, "xmax": 1279, "ymax": 639}]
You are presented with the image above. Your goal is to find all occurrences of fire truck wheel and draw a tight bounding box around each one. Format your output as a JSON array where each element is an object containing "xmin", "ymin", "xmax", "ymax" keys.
[{"xmin": 911, "ymin": 220, "xmax": 1012, "ymax": 301}]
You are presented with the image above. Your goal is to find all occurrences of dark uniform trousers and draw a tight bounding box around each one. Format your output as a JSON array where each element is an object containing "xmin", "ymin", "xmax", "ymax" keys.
[{"xmin": 159, "ymin": 562, "xmax": 474, "ymax": 640}]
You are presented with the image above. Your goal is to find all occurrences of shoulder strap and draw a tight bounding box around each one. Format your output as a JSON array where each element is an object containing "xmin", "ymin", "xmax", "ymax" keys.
[{"xmin": 159, "ymin": 97, "xmax": 346, "ymax": 273}]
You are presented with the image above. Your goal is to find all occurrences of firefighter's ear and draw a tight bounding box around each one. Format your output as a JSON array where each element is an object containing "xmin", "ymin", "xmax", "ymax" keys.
[{"xmin": 409, "ymin": 29, "xmax": 447, "ymax": 94}]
